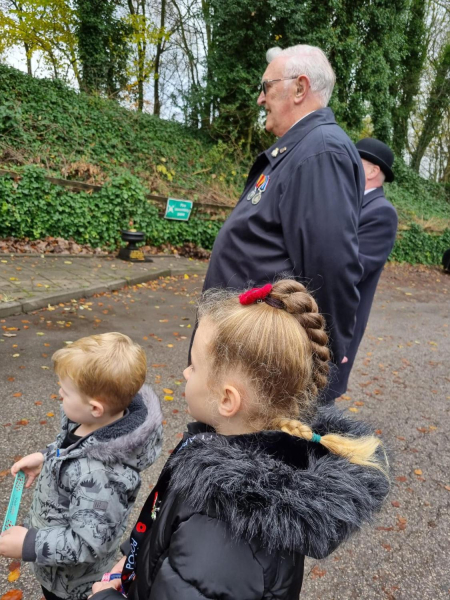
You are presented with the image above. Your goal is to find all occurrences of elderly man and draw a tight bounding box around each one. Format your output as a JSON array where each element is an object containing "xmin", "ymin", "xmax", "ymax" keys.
[
  {"xmin": 201, "ymin": 45, "xmax": 365, "ymax": 402},
  {"xmin": 332, "ymin": 138, "xmax": 398, "ymax": 397}
]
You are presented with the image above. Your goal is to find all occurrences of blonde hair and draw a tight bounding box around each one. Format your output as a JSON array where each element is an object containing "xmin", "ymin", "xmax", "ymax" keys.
[
  {"xmin": 52, "ymin": 332, "xmax": 147, "ymax": 413},
  {"xmin": 198, "ymin": 280, "xmax": 387, "ymax": 473}
]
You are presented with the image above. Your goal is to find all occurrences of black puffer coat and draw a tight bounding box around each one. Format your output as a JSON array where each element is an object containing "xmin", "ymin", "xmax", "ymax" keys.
[{"xmin": 92, "ymin": 407, "xmax": 389, "ymax": 600}]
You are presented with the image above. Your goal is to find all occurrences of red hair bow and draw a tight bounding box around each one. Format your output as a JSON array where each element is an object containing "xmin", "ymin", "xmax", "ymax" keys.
[{"xmin": 239, "ymin": 283, "xmax": 273, "ymax": 305}]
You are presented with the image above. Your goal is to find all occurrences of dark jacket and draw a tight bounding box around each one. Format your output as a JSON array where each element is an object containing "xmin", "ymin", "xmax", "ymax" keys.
[
  {"xmin": 91, "ymin": 407, "xmax": 389, "ymax": 600},
  {"xmin": 327, "ymin": 187, "xmax": 398, "ymax": 398},
  {"xmin": 203, "ymin": 108, "xmax": 365, "ymax": 364}
]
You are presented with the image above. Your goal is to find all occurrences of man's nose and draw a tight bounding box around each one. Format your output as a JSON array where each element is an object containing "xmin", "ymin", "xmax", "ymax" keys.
[{"xmin": 257, "ymin": 91, "xmax": 265, "ymax": 106}]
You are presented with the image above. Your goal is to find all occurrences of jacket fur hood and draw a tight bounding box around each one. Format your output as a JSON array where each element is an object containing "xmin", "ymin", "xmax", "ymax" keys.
[
  {"xmin": 58, "ymin": 384, "xmax": 163, "ymax": 470},
  {"xmin": 169, "ymin": 406, "xmax": 389, "ymax": 559}
]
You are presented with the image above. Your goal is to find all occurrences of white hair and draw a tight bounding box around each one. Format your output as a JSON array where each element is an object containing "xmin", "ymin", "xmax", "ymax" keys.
[{"xmin": 266, "ymin": 45, "xmax": 336, "ymax": 106}]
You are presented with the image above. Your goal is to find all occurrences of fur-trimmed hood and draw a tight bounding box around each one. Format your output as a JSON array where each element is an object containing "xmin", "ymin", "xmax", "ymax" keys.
[
  {"xmin": 169, "ymin": 407, "xmax": 389, "ymax": 559},
  {"xmin": 57, "ymin": 384, "xmax": 163, "ymax": 470}
]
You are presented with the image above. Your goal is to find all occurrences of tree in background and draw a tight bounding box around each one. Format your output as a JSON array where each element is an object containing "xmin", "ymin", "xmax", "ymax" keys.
[
  {"xmin": 0, "ymin": 0, "xmax": 80, "ymax": 82},
  {"xmin": 200, "ymin": 0, "xmax": 412, "ymax": 152},
  {"xmin": 391, "ymin": 0, "xmax": 428, "ymax": 157},
  {"xmin": 75, "ymin": 0, "xmax": 133, "ymax": 96},
  {"xmin": 411, "ymin": 40, "xmax": 450, "ymax": 172}
]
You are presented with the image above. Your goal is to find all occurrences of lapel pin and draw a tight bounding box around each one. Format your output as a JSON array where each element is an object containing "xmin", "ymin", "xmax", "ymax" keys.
[
  {"xmin": 280, "ymin": 147, "xmax": 287, "ymax": 154},
  {"xmin": 271, "ymin": 148, "xmax": 279, "ymax": 157}
]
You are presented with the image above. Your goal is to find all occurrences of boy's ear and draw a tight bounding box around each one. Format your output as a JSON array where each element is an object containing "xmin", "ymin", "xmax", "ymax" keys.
[
  {"xmin": 218, "ymin": 384, "xmax": 242, "ymax": 419},
  {"xmin": 89, "ymin": 399, "xmax": 105, "ymax": 419}
]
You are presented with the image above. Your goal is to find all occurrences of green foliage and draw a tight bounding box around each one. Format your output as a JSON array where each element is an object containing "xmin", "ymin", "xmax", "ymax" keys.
[
  {"xmin": 0, "ymin": 166, "xmax": 224, "ymax": 249},
  {"xmin": 75, "ymin": 0, "xmax": 133, "ymax": 96},
  {"xmin": 204, "ymin": 0, "xmax": 412, "ymax": 149},
  {"xmin": 0, "ymin": 64, "xmax": 246, "ymax": 198},
  {"xmin": 0, "ymin": 63, "xmax": 448, "ymax": 264},
  {"xmin": 410, "ymin": 41, "xmax": 450, "ymax": 172},
  {"xmin": 390, "ymin": 224, "xmax": 450, "ymax": 264},
  {"xmin": 385, "ymin": 158, "xmax": 450, "ymax": 223}
]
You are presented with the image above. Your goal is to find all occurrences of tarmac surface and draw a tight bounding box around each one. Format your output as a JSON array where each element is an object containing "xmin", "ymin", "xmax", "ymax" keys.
[{"xmin": 0, "ymin": 262, "xmax": 449, "ymax": 599}]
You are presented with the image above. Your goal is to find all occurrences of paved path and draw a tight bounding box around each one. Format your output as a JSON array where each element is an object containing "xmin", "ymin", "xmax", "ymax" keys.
[
  {"xmin": 0, "ymin": 254, "xmax": 208, "ymax": 317},
  {"xmin": 0, "ymin": 264, "xmax": 449, "ymax": 599}
]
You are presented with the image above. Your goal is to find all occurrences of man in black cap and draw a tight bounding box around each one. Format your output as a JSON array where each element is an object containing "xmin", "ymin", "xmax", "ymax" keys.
[{"xmin": 328, "ymin": 137, "xmax": 398, "ymax": 399}]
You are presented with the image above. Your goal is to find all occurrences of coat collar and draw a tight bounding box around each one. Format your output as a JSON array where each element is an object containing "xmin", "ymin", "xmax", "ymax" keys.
[
  {"xmin": 169, "ymin": 406, "xmax": 389, "ymax": 559},
  {"xmin": 264, "ymin": 107, "xmax": 337, "ymax": 168},
  {"xmin": 362, "ymin": 186, "xmax": 385, "ymax": 208}
]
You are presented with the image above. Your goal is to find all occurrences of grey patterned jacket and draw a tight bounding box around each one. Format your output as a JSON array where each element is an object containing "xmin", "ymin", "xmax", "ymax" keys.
[{"xmin": 22, "ymin": 385, "xmax": 163, "ymax": 599}]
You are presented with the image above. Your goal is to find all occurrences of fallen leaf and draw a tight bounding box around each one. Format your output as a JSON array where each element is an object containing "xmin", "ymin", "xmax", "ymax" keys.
[
  {"xmin": 414, "ymin": 469, "xmax": 423, "ymax": 476},
  {"xmin": 152, "ymin": 364, "xmax": 166, "ymax": 368},
  {"xmin": 163, "ymin": 388, "xmax": 174, "ymax": 394},
  {"xmin": 50, "ymin": 394, "xmax": 58, "ymax": 399},
  {"xmin": 36, "ymin": 332, "xmax": 45, "ymax": 336},
  {"xmin": 16, "ymin": 419, "xmax": 28, "ymax": 425},
  {"xmin": 354, "ymin": 401, "xmax": 364, "ymax": 406},
  {"xmin": 310, "ymin": 565, "xmax": 326, "ymax": 579},
  {"xmin": 396, "ymin": 476, "xmax": 407, "ymax": 483},
  {"xmin": 4, "ymin": 333, "xmax": 16, "ymax": 338},
  {"xmin": 348, "ymin": 407, "xmax": 359, "ymax": 413},
  {"xmin": 164, "ymin": 395, "xmax": 174, "ymax": 401},
  {"xmin": 391, "ymin": 500, "xmax": 400, "ymax": 508},
  {"xmin": 7, "ymin": 568, "xmax": 20, "ymax": 582},
  {"xmin": 12, "ymin": 354, "xmax": 20, "ymax": 357},
  {"xmin": 382, "ymin": 543, "xmax": 392, "ymax": 551},
  {"xmin": 44, "ymin": 343, "xmax": 50, "ymax": 347},
  {"xmin": 1, "ymin": 589, "xmax": 24, "ymax": 600},
  {"xmin": 35, "ymin": 401, "xmax": 42, "ymax": 405},
  {"xmin": 12, "ymin": 393, "xmax": 22, "ymax": 398},
  {"xmin": 46, "ymin": 412, "xmax": 55, "ymax": 417},
  {"xmin": 8, "ymin": 377, "xmax": 15, "ymax": 382},
  {"xmin": 167, "ymin": 344, "xmax": 174, "ymax": 348},
  {"xmin": 7, "ymin": 561, "xmax": 20, "ymax": 573}
]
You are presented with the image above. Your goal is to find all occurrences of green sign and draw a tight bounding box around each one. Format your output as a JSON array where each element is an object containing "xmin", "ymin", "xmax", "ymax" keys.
[{"xmin": 164, "ymin": 198, "xmax": 193, "ymax": 221}]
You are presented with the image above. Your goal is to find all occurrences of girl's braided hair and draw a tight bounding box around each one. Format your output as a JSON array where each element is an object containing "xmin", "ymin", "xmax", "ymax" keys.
[{"xmin": 198, "ymin": 279, "xmax": 387, "ymax": 473}]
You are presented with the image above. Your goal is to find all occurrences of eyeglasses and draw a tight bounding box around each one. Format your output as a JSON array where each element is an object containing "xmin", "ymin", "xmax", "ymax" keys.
[{"xmin": 260, "ymin": 76, "xmax": 298, "ymax": 95}]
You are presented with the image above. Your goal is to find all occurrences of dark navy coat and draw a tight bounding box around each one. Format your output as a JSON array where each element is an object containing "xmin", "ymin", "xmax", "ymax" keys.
[
  {"xmin": 203, "ymin": 108, "xmax": 365, "ymax": 364},
  {"xmin": 327, "ymin": 187, "xmax": 398, "ymax": 398}
]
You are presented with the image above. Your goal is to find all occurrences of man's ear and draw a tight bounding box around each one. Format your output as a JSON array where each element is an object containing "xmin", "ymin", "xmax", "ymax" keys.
[
  {"xmin": 367, "ymin": 163, "xmax": 381, "ymax": 181},
  {"xmin": 89, "ymin": 399, "xmax": 105, "ymax": 419},
  {"xmin": 294, "ymin": 75, "xmax": 309, "ymax": 104},
  {"xmin": 218, "ymin": 385, "xmax": 242, "ymax": 419}
]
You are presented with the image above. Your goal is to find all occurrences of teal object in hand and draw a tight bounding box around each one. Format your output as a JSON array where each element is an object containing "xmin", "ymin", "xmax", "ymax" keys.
[{"xmin": 2, "ymin": 471, "xmax": 26, "ymax": 532}]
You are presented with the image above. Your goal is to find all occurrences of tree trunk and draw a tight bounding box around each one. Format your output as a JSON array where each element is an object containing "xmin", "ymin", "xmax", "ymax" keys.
[
  {"xmin": 154, "ymin": 0, "xmax": 166, "ymax": 116},
  {"xmin": 411, "ymin": 43, "xmax": 450, "ymax": 173},
  {"xmin": 24, "ymin": 42, "xmax": 32, "ymax": 75}
]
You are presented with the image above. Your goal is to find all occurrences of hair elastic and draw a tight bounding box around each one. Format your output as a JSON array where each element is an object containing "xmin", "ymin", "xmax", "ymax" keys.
[{"xmin": 311, "ymin": 432, "xmax": 322, "ymax": 443}]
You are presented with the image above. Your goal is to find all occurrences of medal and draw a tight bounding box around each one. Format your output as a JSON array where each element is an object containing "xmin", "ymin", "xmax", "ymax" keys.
[
  {"xmin": 252, "ymin": 190, "xmax": 262, "ymax": 205},
  {"xmin": 246, "ymin": 188, "xmax": 257, "ymax": 201}
]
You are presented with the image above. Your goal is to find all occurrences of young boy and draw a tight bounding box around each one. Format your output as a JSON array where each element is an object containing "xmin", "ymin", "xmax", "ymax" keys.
[{"xmin": 0, "ymin": 332, "xmax": 163, "ymax": 600}]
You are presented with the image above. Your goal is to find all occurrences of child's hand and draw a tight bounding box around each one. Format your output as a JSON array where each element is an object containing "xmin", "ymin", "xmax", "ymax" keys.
[
  {"xmin": 110, "ymin": 555, "xmax": 126, "ymax": 573},
  {"xmin": 11, "ymin": 452, "xmax": 44, "ymax": 488},
  {"xmin": 0, "ymin": 526, "xmax": 27, "ymax": 558},
  {"xmin": 89, "ymin": 578, "xmax": 122, "ymax": 598}
]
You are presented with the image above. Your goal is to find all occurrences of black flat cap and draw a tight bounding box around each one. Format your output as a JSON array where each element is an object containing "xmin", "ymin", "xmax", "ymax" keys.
[{"xmin": 356, "ymin": 138, "xmax": 394, "ymax": 182}]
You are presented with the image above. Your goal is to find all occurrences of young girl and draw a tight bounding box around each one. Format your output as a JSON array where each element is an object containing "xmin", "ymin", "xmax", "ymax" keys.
[{"xmin": 91, "ymin": 280, "xmax": 389, "ymax": 600}]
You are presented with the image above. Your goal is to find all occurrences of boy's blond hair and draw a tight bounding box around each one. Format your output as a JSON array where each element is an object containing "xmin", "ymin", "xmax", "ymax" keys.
[{"xmin": 52, "ymin": 332, "xmax": 147, "ymax": 413}]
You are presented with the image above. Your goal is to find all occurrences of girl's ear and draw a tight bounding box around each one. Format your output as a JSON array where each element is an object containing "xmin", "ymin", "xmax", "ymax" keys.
[
  {"xmin": 89, "ymin": 399, "xmax": 105, "ymax": 419},
  {"xmin": 218, "ymin": 385, "xmax": 242, "ymax": 419}
]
